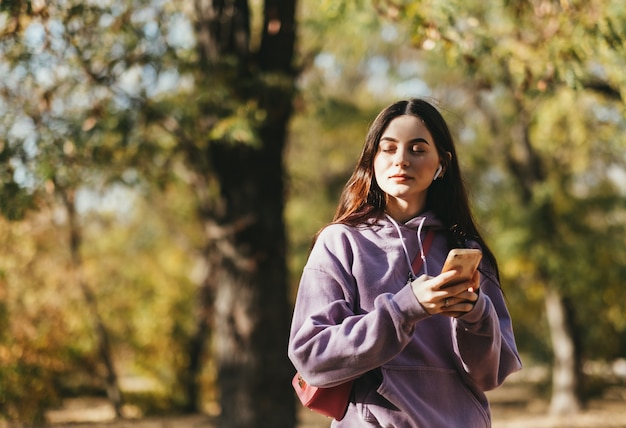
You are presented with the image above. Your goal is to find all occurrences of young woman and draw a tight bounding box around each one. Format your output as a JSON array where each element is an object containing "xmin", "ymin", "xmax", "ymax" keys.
[{"xmin": 288, "ymin": 99, "xmax": 522, "ymax": 427}]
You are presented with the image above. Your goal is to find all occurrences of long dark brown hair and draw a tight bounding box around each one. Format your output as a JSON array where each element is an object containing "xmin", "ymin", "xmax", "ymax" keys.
[{"xmin": 330, "ymin": 98, "xmax": 500, "ymax": 281}]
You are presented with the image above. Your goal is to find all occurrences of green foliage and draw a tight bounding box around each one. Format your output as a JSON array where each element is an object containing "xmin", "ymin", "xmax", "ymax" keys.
[
  {"xmin": 0, "ymin": 0, "xmax": 213, "ymax": 418},
  {"xmin": 0, "ymin": 141, "xmax": 35, "ymax": 220},
  {"xmin": 398, "ymin": 0, "xmax": 626, "ymax": 96},
  {"xmin": 0, "ymin": 178, "xmax": 200, "ymax": 420},
  {"xmin": 0, "ymin": 215, "xmax": 73, "ymax": 421},
  {"xmin": 208, "ymin": 102, "xmax": 265, "ymax": 147},
  {"xmin": 1, "ymin": 0, "xmax": 296, "ymax": 419},
  {"xmin": 0, "ymin": 361, "xmax": 59, "ymax": 423},
  {"xmin": 77, "ymin": 181, "xmax": 200, "ymax": 408},
  {"xmin": 392, "ymin": 0, "xmax": 626, "ymax": 363},
  {"xmin": 286, "ymin": 96, "xmax": 374, "ymax": 292}
]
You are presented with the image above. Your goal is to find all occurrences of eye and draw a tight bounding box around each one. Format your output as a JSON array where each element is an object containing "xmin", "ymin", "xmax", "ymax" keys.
[
  {"xmin": 410, "ymin": 143, "xmax": 426, "ymax": 153},
  {"xmin": 380, "ymin": 144, "xmax": 396, "ymax": 153}
]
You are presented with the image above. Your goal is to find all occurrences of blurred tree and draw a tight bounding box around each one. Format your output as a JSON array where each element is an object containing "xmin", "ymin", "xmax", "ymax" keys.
[
  {"xmin": 175, "ymin": 1, "xmax": 297, "ymax": 425},
  {"xmin": 0, "ymin": 213, "xmax": 65, "ymax": 423},
  {"xmin": 0, "ymin": 0, "xmax": 297, "ymax": 426},
  {"xmin": 0, "ymin": 0, "xmax": 141, "ymax": 418},
  {"xmin": 58, "ymin": 183, "xmax": 124, "ymax": 417},
  {"xmin": 382, "ymin": 0, "xmax": 626, "ymax": 415}
]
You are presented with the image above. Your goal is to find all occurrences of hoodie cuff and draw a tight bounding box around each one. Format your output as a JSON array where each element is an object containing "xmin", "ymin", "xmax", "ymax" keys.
[
  {"xmin": 393, "ymin": 283, "xmax": 431, "ymax": 322},
  {"xmin": 457, "ymin": 290, "xmax": 489, "ymax": 325}
]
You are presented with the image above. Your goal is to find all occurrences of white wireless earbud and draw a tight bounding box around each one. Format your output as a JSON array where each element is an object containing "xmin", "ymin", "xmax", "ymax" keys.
[{"xmin": 433, "ymin": 165, "xmax": 443, "ymax": 181}]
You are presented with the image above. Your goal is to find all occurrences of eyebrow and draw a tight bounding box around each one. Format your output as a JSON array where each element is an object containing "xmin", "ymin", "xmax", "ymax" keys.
[{"xmin": 380, "ymin": 136, "xmax": 430, "ymax": 144}]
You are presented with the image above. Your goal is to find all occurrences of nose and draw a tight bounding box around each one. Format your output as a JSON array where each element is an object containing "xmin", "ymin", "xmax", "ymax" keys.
[{"xmin": 394, "ymin": 150, "xmax": 410, "ymax": 167}]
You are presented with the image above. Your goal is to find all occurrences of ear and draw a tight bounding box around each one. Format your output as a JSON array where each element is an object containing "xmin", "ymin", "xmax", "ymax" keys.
[
  {"xmin": 433, "ymin": 165, "xmax": 443, "ymax": 181},
  {"xmin": 440, "ymin": 151, "xmax": 452, "ymax": 178},
  {"xmin": 434, "ymin": 152, "xmax": 452, "ymax": 180}
]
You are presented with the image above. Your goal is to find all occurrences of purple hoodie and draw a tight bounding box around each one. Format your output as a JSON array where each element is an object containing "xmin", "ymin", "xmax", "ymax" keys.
[{"xmin": 288, "ymin": 212, "xmax": 522, "ymax": 427}]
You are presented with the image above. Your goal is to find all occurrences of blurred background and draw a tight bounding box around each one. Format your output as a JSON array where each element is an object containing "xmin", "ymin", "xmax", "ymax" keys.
[{"xmin": 1, "ymin": 0, "xmax": 625, "ymax": 427}]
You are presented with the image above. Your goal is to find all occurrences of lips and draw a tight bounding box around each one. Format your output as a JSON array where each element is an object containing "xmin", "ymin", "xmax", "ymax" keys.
[{"xmin": 389, "ymin": 174, "xmax": 412, "ymax": 181}]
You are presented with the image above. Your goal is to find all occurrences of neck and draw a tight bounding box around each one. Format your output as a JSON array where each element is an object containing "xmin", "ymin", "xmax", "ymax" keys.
[{"xmin": 385, "ymin": 200, "xmax": 425, "ymax": 223}]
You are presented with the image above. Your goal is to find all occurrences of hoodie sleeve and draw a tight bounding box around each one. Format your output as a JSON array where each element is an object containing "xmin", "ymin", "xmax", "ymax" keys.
[
  {"xmin": 452, "ymin": 261, "xmax": 522, "ymax": 390},
  {"xmin": 288, "ymin": 226, "xmax": 431, "ymax": 387}
]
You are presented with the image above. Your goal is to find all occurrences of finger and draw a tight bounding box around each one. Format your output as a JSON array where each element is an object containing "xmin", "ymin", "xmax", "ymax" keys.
[
  {"xmin": 468, "ymin": 270, "xmax": 481, "ymax": 292},
  {"xmin": 442, "ymin": 281, "xmax": 474, "ymax": 296},
  {"xmin": 455, "ymin": 290, "xmax": 479, "ymax": 303},
  {"xmin": 411, "ymin": 276, "xmax": 451, "ymax": 315},
  {"xmin": 436, "ymin": 270, "xmax": 459, "ymax": 286},
  {"xmin": 442, "ymin": 268, "xmax": 481, "ymax": 292},
  {"xmin": 441, "ymin": 300, "xmax": 475, "ymax": 316},
  {"xmin": 441, "ymin": 296, "xmax": 469, "ymax": 310}
]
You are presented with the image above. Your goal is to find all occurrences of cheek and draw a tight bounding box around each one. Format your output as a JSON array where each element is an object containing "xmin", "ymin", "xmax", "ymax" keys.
[
  {"xmin": 421, "ymin": 156, "xmax": 441, "ymax": 173},
  {"xmin": 373, "ymin": 156, "xmax": 385, "ymax": 180}
]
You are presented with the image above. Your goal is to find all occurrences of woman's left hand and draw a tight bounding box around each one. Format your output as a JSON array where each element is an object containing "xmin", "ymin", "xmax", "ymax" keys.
[{"xmin": 440, "ymin": 269, "xmax": 480, "ymax": 318}]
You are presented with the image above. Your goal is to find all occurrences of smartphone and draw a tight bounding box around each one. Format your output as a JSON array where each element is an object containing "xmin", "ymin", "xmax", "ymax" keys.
[{"xmin": 441, "ymin": 248, "xmax": 482, "ymax": 286}]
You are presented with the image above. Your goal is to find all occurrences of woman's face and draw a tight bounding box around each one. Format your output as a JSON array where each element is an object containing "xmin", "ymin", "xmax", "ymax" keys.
[{"xmin": 373, "ymin": 114, "xmax": 442, "ymax": 220}]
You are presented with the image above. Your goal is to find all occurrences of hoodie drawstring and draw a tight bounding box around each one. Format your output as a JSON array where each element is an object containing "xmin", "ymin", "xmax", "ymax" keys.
[{"xmin": 386, "ymin": 215, "xmax": 428, "ymax": 281}]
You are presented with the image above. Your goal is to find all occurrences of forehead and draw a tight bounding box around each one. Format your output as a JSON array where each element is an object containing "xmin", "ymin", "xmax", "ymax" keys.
[{"xmin": 381, "ymin": 115, "xmax": 433, "ymax": 142}]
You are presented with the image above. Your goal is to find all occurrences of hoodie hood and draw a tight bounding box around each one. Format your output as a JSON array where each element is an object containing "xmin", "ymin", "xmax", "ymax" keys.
[{"xmin": 368, "ymin": 210, "xmax": 445, "ymax": 231}]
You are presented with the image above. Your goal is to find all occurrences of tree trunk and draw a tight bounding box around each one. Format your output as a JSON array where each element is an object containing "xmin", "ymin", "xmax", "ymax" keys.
[
  {"xmin": 61, "ymin": 188, "xmax": 124, "ymax": 418},
  {"xmin": 544, "ymin": 287, "xmax": 582, "ymax": 415},
  {"xmin": 208, "ymin": 133, "xmax": 295, "ymax": 427},
  {"xmin": 187, "ymin": 0, "xmax": 298, "ymax": 425},
  {"xmin": 182, "ymin": 239, "xmax": 219, "ymax": 412},
  {"xmin": 210, "ymin": 93, "xmax": 295, "ymax": 427}
]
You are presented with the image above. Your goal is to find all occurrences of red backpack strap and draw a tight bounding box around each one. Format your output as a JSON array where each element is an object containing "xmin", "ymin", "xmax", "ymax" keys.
[{"xmin": 411, "ymin": 230, "xmax": 436, "ymax": 274}]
